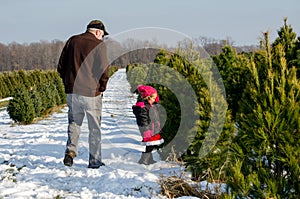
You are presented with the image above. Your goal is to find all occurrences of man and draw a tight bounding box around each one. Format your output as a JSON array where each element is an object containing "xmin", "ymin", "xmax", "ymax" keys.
[{"xmin": 57, "ymin": 20, "xmax": 109, "ymax": 168}]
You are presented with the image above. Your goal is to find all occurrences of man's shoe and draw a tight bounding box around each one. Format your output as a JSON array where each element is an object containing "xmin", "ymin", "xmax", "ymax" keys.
[
  {"xmin": 88, "ymin": 162, "xmax": 105, "ymax": 169},
  {"xmin": 63, "ymin": 151, "xmax": 76, "ymax": 167}
]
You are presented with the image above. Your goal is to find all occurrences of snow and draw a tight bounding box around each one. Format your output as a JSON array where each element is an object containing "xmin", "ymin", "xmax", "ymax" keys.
[
  {"xmin": 0, "ymin": 97, "xmax": 12, "ymax": 103},
  {"xmin": 0, "ymin": 69, "xmax": 200, "ymax": 199}
]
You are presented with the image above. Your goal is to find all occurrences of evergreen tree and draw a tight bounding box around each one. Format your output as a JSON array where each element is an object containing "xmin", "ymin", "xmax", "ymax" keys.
[
  {"xmin": 153, "ymin": 50, "xmax": 170, "ymax": 66},
  {"xmin": 8, "ymin": 71, "xmax": 19, "ymax": 90},
  {"xmin": 272, "ymin": 18, "xmax": 299, "ymax": 70},
  {"xmin": 126, "ymin": 63, "xmax": 149, "ymax": 93},
  {"xmin": 53, "ymin": 72, "xmax": 66, "ymax": 105},
  {"xmin": 152, "ymin": 48, "xmax": 234, "ymax": 181},
  {"xmin": 290, "ymin": 37, "xmax": 300, "ymax": 78},
  {"xmin": 28, "ymin": 70, "xmax": 43, "ymax": 87},
  {"xmin": 7, "ymin": 85, "xmax": 35, "ymax": 124},
  {"xmin": 225, "ymin": 32, "xmax": 300, "ymax": 198},
  {"xmin": 0, "ymin": 74, "xmax": 7, "ymax": 98},
  {"xmin": 30, "ymin": 89, "xmax": 43, "ymax": 117},
  {"xmin": 18, "ymin": 70, "xmax": 30, "ymax": 89},
  {"xmin": 3, "ymin": 69, "xmax": 68, "ymax": 123},
  {"xmin": 213, "ymin": 46, "xmax": 251, "ymax": 119},
  {"xmin": 3, "ymin": 72, "xmax": 14, "ymax": 96},
  {"xmin": 38, "ymin": 82, "xmax": 56, "ymax": 111}
]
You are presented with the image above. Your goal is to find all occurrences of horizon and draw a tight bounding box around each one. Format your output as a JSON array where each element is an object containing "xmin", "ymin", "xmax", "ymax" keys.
[{"xmin": 0, "ymin": 0, "xmax": 299, "ymax": 46}]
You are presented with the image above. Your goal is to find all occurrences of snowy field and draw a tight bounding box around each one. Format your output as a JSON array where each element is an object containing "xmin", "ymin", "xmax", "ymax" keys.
[{"xmin": 0, "ymin": 69, "xmax": 199, "ymax": 199}]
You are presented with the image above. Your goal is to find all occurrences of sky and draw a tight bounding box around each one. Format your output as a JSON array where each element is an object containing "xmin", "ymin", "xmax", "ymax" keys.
[{"xmin": 0, "ymin": 0, "xmax": 299, "ymax": 46}]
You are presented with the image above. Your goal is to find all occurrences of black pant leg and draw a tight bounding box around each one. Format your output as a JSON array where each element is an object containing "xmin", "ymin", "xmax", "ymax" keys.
[{"xmin": 145, "ymin": 145, "xmax": 156, "ymax": 153}]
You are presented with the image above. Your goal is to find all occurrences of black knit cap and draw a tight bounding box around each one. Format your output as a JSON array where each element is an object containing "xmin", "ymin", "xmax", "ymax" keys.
[{"xmin": 87, "ymin": 20, "xmax": 109, "ymax": 35}]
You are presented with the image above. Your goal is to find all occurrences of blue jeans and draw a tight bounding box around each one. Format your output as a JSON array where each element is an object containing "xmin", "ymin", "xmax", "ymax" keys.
[{"xmin": 66, "ymin": 93, "xmax": 103, "ymax": 167}]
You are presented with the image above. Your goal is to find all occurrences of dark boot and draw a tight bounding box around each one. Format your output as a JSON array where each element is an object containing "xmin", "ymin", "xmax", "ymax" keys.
[
  {"xmin": 63, "ymin": 151, "xmax": 76, "ymax": 167},
  {"xmin": 138, "ymin": 152, "xmax": 156, "ymax": 165},
  {"xmin": 88, "ymin": 162, "xmax": 105, "ymax": 169},
  {"xmin": 147, "ymin": 152, "xmax": 156, "ymax": 164}
]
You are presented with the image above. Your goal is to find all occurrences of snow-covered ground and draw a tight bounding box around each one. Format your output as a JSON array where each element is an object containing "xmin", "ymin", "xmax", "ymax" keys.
[{"xmin": 0, "ymin": 69, "xmax": 199, "ymax": 199}]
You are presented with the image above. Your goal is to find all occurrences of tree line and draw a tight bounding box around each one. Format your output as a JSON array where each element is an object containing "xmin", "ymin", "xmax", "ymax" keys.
[
  {"xmin": 0, "ymin": 37, "xmax": 257, "ymax": 72},
  {"xmin": 0, "ymin": 40, "xmax": 65, "ymax": 71}
]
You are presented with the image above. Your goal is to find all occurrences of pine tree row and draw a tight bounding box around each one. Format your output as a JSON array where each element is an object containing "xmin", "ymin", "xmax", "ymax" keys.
[
  {"xmin": 126, "ymin": 18, "xmax": 300, "ymax": 198},
  {"xmin": 3, "ymin": 66, "xmax": 119, "ymax": 125},
  {"xmin": 5, "ymin": 70, "xmax": 66, "ymax": 124}
]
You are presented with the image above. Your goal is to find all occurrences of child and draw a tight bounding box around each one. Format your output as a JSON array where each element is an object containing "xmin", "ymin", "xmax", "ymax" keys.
[{"xmin": 132, "ymin": 85, "xmax": 164, "ymax": 165}]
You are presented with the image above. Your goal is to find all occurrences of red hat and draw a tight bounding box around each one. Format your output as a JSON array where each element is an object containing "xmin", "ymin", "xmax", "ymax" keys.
[{"xmin": 137, "ymin": 85, "xmax": 159, "ymax": 102}]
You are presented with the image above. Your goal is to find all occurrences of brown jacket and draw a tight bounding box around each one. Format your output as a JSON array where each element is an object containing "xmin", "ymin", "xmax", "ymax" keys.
[{"xmin": 57, "ymin": 31, "xmax": 109, "ymax": 97}]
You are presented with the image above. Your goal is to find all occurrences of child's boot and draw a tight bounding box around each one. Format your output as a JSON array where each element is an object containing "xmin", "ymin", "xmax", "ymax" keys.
[{"xmin": 138, "ymin": 152, "xmax": 156, "ymax": 165}]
